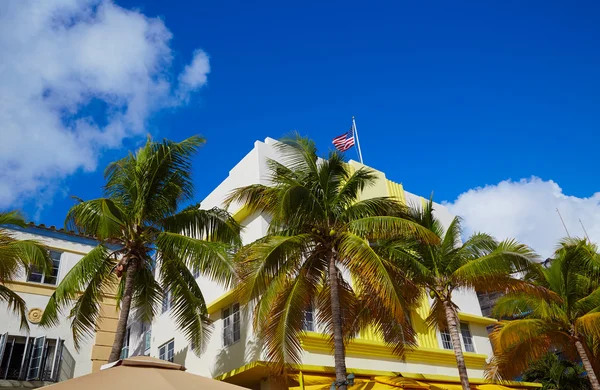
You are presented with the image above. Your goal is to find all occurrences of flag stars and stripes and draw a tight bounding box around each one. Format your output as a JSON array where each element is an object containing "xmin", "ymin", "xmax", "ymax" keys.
[{"xmin": 332, "ymin": 128, "xmax": 355, "ymax": 152}]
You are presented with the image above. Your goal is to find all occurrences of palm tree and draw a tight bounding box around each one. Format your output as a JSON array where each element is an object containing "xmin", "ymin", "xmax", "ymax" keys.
[
  {"xmin": 376, "ymin": 199, "xmax": 539, "ymax": 390},
  {"xmin": 225, "ymin": 135, "xmax": 437, "ymax": 390},
  {"xmin": 40, "ymin": 136, "xmax": 241, "ymax": 362},
  {"xmin": 487, "ymin": 238, "xmax": 600, "ymax": 390},
  {"xmin": 521, "ymin": 352, "xmax": 592, "ymax": 390},
  {"xmin": 0, "ymin": 211, "xmax": 52, "ymax": 329}
]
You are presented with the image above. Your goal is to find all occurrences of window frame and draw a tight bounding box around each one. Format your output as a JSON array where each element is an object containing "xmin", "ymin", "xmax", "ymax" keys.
[
  {"xmin": 142, "ymin": 323, "xmax": 151, "ymax": 356},
  {"xmin": 222, "ymin": 303, "xmax": 241, "ymax": 347},
  {"xmin": 438, "ymin": 322, "xmax": 476, "ymax": 353},
  {"xmin": 460, "ymin": 322, "xmax": 476, "ymax": 353},
  {"xmin": 161, "ymin": 291, "xmax": 173, "ymax": 314},
  {"xmin": 302, "ymin": 303, "xmax": 315, "ymax": 332},
  {"xmin": 158, "ymin": 339, "xmax": 175, "ymax": 362},
  {"xmin": 120, "ymin": 327, "xmax": 130, "ymax": 359},
  {"xmin": 27, "ymin": 250, "xmax": 61, "ymax": 285}
]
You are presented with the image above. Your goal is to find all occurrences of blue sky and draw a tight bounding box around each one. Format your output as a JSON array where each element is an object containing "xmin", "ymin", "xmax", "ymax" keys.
[{"xmin": 2, "ymin": 0, "xmax": 599, "ymax": 256}]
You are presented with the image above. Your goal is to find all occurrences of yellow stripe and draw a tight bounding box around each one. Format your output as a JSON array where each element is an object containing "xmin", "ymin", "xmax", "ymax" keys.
[
  {"xmin": 457, "ymin": 312, "xmax": 498, "ymax": 326},
  {"xmin": 386, "ymin": 180, "xmax": 406, "ymax": 204},
  {"xmin": 300, "ymin": 332, "xmax": 488, "ymax": 368}
]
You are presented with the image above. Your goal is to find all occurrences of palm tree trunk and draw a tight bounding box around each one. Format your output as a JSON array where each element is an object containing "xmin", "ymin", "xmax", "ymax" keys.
[
  {"xmin": 574, "ymin": 337, "xmax": 600, "ymax": 390},
  {"xmin": 328, "ymin": 254, "xmax": 347, "ymax": 390},
  {"xmin": 443, "ymin": 300, "xmax": 471, "ymax": 390},
  {"xmin": 108, "ymin": 258, "xmax": 138, "ymax": 363}
]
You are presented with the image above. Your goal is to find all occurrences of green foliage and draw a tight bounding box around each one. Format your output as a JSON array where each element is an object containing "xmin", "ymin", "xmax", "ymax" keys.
[
  {"xmin": 487, "ymin": 238, "xmax": 600, "ymax": 381},
  {"xmin": 522, "ymin": 353, "xmax": 592, "ymax": 390},
  {"xmin": 375, "ymin": 198, "xmax": 539, "ymax": 331},
  {"xmin": 227, "ymin": 133, "xmax": 432, "ymax": 373},
  {"xmin": 40, "ymin": 136, "xmax": 241, "ymax": 355},
  {"xmin": 0, "ymin": 211, "xmax": 52, "ymax": 329}
]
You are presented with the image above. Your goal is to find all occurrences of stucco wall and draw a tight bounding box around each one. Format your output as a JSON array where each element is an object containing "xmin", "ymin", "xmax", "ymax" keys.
[
  {"xmin": 135, "ymin": 137, "xmax": 493, "ymax": 381},
  {"xmin": 0, "ymin": 228, "xmax": 100, "ymax": 378}
]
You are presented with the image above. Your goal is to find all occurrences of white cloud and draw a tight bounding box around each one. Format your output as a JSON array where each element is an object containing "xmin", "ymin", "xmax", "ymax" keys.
[
  {"xmin": 445, "ymin": 177, "xmax": 600, "ymax": 258},
  {"xmin": 0, "ymin": 0, "xmax": 210, "ymax": 208}
]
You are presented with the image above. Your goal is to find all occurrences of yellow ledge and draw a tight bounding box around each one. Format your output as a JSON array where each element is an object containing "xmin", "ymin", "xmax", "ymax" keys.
[
  {"xmin": 6, "ymin": 280, "xmax": 57, "ymax": 296},
  {"xmin": 207, "ymin": 289, "xmax": 238, "ymax": 315},
  {"xmin": 458, "ymin": 312, "xmax": 497, "ymax": 326},
  {"xmin": 300, "ymin": 332, "xmax": 488, "ymax": 369}
]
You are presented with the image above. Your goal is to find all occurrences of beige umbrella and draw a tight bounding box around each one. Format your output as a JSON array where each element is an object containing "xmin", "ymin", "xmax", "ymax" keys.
[{"xmin": 42, "ymin": 356, "xmax": 249, "ymax": 390}]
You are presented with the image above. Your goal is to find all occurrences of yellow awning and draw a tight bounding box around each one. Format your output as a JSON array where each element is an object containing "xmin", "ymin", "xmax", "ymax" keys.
[
  {"xmin": 427, "ymin": 384, "xmax": 464, "ymax": 390},
  {"xmin": 290, "ymin": 374, "xmax": 539, "ymax": 390}
]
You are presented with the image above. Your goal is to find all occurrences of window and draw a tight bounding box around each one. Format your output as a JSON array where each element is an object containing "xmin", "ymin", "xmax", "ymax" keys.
[
  {"xmin": 192, "ymin": 266, "xmax": 200, "ymax": 279},
  {"xmin": 0, "ymin": 335, "xmax": 68, "ymax": 382},
  {"xmin": 162, "ymin": 291, "xmax": 173, "ymax": 314},
  {"xmin": 440, "ymin": 323, "xmax": 475, "ymax": 352},
  {"xmin": 302, "ymin": 304, "xmax": 314, "ymax": 332},
  {"xmin": 142, "ymin": 324, "xmax": 151, "ymax": 355},
  {"xmin": 28, "ymin": 251, "xmax": 61, "ymax": 285},
  {"xmin": 460, "ymin": 323, "xmax": 475, "ymax": 352},
  {"xmin": 159, "ymin": 340, "xmax": 174, "ymax": 362},
  {"xmin": 440, "ymin": 328, "xmax": 453, "ymax": 350},
  {"xmin": 223, "ymin": 303, "xmax": 240, "ymax": 346},
  {"xmin": 120, "ymin": 328, "xmax": 130, "ymax": 359},
  {"xmin": 26, "ymin": 336, "xmax": 46, "ymax": 380}
]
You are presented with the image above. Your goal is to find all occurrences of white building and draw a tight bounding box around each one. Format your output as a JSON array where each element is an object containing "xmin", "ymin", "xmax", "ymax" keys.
[
  {"xmin": 0, "ymin": 224, "xmax": 121, "ymax": 388},
  {"xmin": 134, "ymin": 138, "xmax": 538, "ymax": 389}
]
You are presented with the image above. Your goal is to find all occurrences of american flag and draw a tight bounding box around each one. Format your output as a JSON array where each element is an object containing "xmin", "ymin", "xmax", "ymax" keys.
[{"xmin": 332, "ymin": 127, "xmax": 355, "ymax": 152}]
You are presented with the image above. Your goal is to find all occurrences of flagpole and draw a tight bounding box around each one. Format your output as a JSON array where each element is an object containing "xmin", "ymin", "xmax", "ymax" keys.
[{"xmin": 352, "ymin": 116, "xmax": 364, "ymax": 164}]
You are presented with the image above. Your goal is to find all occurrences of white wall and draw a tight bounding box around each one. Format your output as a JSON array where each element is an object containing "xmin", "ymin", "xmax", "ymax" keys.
[
  {"xmin": 143, "ymin": 137, "xmax": 492, "ymax": 380},
  {"xmin": 0, "ymin": 228, "xmax": 99, "ymax": 378}
]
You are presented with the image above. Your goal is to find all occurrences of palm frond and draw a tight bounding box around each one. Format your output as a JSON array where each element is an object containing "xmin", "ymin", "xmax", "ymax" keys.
[
  {"xmin": 40, "ymin": 246, "xmax": 116, "ymax": 329},
  {"xmin": 0, "ymin": 211, "xmax": 28, "ymax": 227},
  {"xmin": 236, "ymin": 234, "xmax": 314, "ymax": 301},
  {"xmin": 161, "ymin": 207, "xmax": 241, "ymax": 245},
  {"xmin": 157, "ymin": 232, "xmax": 236, "ymax": 286},
  {"xmin": 260, "ymin": 268, "xmax": 317, "ymax": 373},
  {"xmin": 0, "ymin": 284, "xmax": 29, "ymax": 330},
  {"xmin": 340, "ymin": 197, "xmax": 407, "ymax": 222},
  {"xmin": 160, "ymin": 254, "xmax": 211, "ymax": 356},
  {"xmin": 348, "ymin": 216, "xmax": 440, "ymax": 243},
  {"xmin": 65, "ymin": 198, "xmax": 126, "ymax": 239},
  {"xmin": 487, "ymin": 320, "xmax": 568, "ymax": 380},
  {"xmin": 451, "ymin": 238, "xmax": 539, "ymax": 289},
  {"xmin": 338, "ymin": 232, "xmax": 420, "ymax": 322},
  {"xmin": 131, "ymin": 259, "xmax": 162, "ymax": 323},
  {"xmin": 576, "ymin": 312, "xmax": 600, "ymax": 338},
  {"xmin": 224, "ymin": 184, "xmax": 279, "ymax": 217}
]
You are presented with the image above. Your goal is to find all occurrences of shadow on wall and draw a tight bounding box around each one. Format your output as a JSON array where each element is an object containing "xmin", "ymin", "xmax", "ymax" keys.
[
  {"xmin": 211, "ymin": 306, "xmax": 262, "ymax": 377},
  {"xmin": 174, "ymin": 346, "xmax": 189, "ymax": 367}
]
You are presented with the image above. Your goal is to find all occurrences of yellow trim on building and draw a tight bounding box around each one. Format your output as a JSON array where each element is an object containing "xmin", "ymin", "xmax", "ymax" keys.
[
  {"xmin": 215, "ymin": 361, "xmax": 542, "ymax": 389},
  {"xmin": 411, "ymin": 296, "xmax": 438, "ymax": 349},
  {"xmin": 7, "ymin": 280, "xmax": 120, "ymax": 372},
  {"xmin": 232, "ymin": 205, "xmax": 252, "ymax": 224},
  {"xmin": 6, "ymin": 280, "xmax": 57, "ymax": 296},
  {"xmin": 300, "ymin": 332, "xmax": 488, "ymax": 368},
  {"xmin": 457, "ymin": 312, "xmax": 497, "ymax": 326},
  {"xmin": 386, "ymin": 180, "xmax": 406, "ymax": 204},
  {"xmin": 207, "ymin": 289, "xmax": 238, "ymax": 315}
]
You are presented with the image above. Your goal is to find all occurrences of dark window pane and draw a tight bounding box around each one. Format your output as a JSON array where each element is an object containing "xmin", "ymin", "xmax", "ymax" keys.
[{"xmin": 28, "ymin": 272, "xmax": 43, "ymax": 283}]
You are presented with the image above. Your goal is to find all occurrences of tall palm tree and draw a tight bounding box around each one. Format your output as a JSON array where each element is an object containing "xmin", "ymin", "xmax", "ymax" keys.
[
  {"xmin": 376, "ymin": 200, "xmax": 539, "ymax": 390},
  {"xmin": 40, "ymin": 136, "xmax": 241, "ymax": 363},
  {"xmin": 487, "ymin": 238, "xmax": 600, "ymax": 390},
  {"xmin": 226, "ymin": 135, "xmax": 437, "ymax": 390},
  {"xmin": 0, "ymin": 211, "xmax": 52, "ymax": 329},
  {"xmin": 521, "ymin": 352, "xmax": 592, "ymax": 390}
]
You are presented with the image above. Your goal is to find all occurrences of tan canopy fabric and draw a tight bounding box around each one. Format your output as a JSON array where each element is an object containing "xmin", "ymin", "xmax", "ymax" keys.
[{"xmin": 41, "ymin": 356, "xmax": 250, "ymax": 390}]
